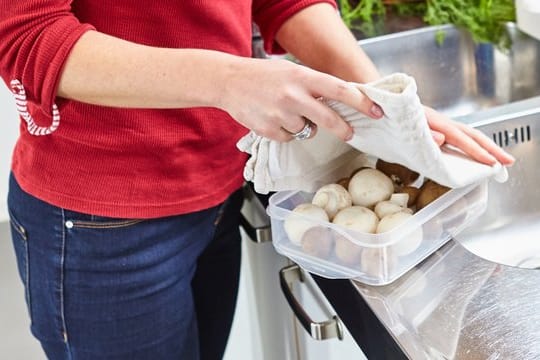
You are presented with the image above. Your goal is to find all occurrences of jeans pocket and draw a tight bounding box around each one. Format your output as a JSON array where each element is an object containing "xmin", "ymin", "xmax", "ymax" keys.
[
  {"xmin": 9, "ymin": 209, "xmax": 27, "ymax": 240},
  {"xmin": 67, "ymin": 218, "xmax": 144, "ymax": 230},
  {"xmin": 8, "ymin": 209, "xmax": 31, "ymax": 316}
]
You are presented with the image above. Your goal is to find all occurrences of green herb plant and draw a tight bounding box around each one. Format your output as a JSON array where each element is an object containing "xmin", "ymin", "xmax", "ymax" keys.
[
  {"xmin": 340, "ymin": 0, "xmax": 386, "ymax": 37},
  {"xmin": 340, "ymin": 0, "xmax": 516, "ymax": 49},
  {"xmin": 424, "ymin": 0, "xmax": 516, "ymax": 49}
]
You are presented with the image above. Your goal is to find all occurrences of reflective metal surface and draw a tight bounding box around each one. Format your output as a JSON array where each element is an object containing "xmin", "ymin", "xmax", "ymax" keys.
[
  {"xmin": 452, "ymin": 110, "xmax": 540, "ymax": 268},
  {"xmin": 279, "ymin": 264, "xmax": 344, "ymax": 341},
  {"xmin": 341, "ymin": 24, "xmax": 540, "ymax": 359},
  {"xmin": 240, "ymin": 184, "xmax": 272, "ymax": 243},
  {"xmin": 361, "ymin": 23, "xmax": 540, "ymax": 118},
  {"xmin": 353, "ymin": 241, "xmax": 540, "ymax": 360}
]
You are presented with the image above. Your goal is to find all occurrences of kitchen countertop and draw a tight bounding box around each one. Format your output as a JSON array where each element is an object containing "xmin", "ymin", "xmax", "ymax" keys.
[
  {"xmin": 316, "ymin": 240, "xmax": 540, "ymax": 360},
  {"xmin": 314, "ymin": 98, "xmax": 540, "ymax": 360}
]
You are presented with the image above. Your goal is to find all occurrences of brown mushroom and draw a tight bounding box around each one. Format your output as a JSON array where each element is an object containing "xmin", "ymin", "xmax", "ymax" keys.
[
  {"xmin": 401, "ymin": 186, "xmax": 421, "ymax": 207},
  {"xmin": 336, "ymin": 177, "xmax": 350, "ymax": 189},
  {"xmin": 415, "ymin": 180, "xmax": 450, "ymax": 211},
  {"xmin": 376, "ymin": 159, "xmax": 420, "ymax": 187}
]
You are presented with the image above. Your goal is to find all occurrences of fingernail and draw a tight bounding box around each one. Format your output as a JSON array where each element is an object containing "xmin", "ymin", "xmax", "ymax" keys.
[
  {"xmin": 345, "ymin": 129, "xmax": 354, "ymax": 141},
  {"xmin": 505, "ymin": 153, "xmax": 516, "ymax": 163},
  {"xmin": 487, "ymin": 154, "xmax": 497, "ymax": 165},
  {"xmin": 432, "ymin": 131, "xmax": 445, "ymax": 145},
  {"xmin": 370, "ymin": 104, "xmax": 383, "ymax": 118}
]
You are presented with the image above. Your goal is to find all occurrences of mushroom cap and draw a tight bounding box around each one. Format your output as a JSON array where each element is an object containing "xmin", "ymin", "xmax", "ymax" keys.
[
  {"xmin": 333, "ymin": 206, "xmax": 378, "ymax": 233},
  {"xmin": 389, "ymin": 193, "xmax": 410, "ymax": 208},
  {"xmin": 376, "ymin": 159, "xmax": 420, "ymax": 186},
  {"xmin": 301, "ymin": 226, "xmax": 334, "ymax": 258},
  {"xmin": 401, "ymin": 186, "xmax": 421, "ymax": 207},
  {"xmin": 312, "ymin": 183, "xmax": 352, "ymax": 220},
  {"xmin": 334, "ymin": 235, "xmax": 362, "ymax": 265},
  {"xmin": 374, "ymin": 200, "xmax": 405, "ymax": 219},
  {"xmin": 348, "ymin": 168, "xmax": 394, "ymax": 208},
  {"xmin": 376, "ymin": 211, "xmax": 423, "ymax": 256},
  {"xmin": 376, "ymin": 211, "xmax": 413, "ymax": 233},
  {"xmin": 284, "ymin": 203, "xmax": 329, "ymax": 245},
  {"xmin": 415, "ymin": 180, "xmax": 450, "ymax": 210}
]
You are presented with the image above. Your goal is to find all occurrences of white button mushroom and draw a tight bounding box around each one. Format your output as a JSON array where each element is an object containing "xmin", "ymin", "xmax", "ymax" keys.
[
  {"xmin": 332, "ymin": 206, "xmax": 379, "ymax": 264},
  {"xmin": 348, "ymin": 168, "xmax": 394, "ymax": 208},
  {"xmin": 374, "ymin": 200, "xmax": 408, "ymax": 219},
  {"xmin": 389, "ymin": 193, "xmax": 410, "ymax": 209},
  {"xmin": 376, "ymin": 211, "xmax": 423, "ymax": 256},
  {"xmin": 311, "ymin": 183, "xmax": 352, "ymax": 220},
  {"xmin": 333, "ymin": 206, "xmax": 379, "ymax": 233},
  {"xmin": 283, "ymin": 203, "xmax": 329, "ymax": 246},
  {"xmin": 301, "ymin": 226, "xmax": 334, "ymax": 258},
  {"xmin": 332, "ymin": 234, "xmax": 361, "ymax": 265}
]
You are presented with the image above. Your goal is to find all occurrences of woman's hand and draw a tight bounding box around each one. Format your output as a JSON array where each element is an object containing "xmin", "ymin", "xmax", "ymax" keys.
[
  {"xmin": 425, "ymin": 106, "xmax": 515, "ymax": 166},
  {"xmin": 218, "ymin": 57, "xmax": 383, "ymax": 142}
]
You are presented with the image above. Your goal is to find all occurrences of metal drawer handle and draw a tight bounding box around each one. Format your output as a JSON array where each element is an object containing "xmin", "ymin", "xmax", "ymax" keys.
[
  {"xmin": 239, "ymin": 214, "xmax": 272, "ymax": 243},
  {"xmin": 279, "ymin": 264, "xmax": 344, "ymax": 341},
  {"xmin": 240, "ymin": 184, "xmax": 272, "ymax": 243}
]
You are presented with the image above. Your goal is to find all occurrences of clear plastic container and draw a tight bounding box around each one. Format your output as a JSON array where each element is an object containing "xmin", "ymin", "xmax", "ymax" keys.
[{"xmin": 267, "ymin": 179, "xmax": 488, "ymax": 286}]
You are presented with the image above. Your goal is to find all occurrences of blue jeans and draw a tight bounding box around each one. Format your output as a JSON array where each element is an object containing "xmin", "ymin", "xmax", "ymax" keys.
[{"xmin": 8, "ymin": 174, "xmax": 243, "ymax": 360}]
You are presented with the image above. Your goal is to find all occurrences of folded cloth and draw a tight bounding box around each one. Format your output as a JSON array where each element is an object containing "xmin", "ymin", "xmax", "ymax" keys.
[
  {"xmin": 237, "ymin": 124, "xmax": 368, "ymax": 194},
  {"xmin": 327, "ymin": 73, "xmax": 508, "ymax": 188},
  {"xmin": 237, "ymin": 73, "xmax": 508, "ymax": 194}
]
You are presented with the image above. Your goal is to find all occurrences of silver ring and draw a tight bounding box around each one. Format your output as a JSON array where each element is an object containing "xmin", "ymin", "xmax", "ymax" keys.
[{"xmin": 291, "ymin": 119, "xmax": 313, "ymax": 141}]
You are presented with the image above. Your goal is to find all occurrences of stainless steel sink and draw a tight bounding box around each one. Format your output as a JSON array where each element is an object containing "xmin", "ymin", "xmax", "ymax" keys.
[
  {"xmin": 359, "ymin": 24, "xmax": 540, "ymax": 269},
  {"xmin": 359, "ymin": 23, "xmax": 540, "ymax": 117},
  {"xmin": 453, "ymin": 109, "xmax": 540, "ymax": 269}
]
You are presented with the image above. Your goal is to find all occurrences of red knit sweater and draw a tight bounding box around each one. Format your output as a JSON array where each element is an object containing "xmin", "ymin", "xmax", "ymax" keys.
[{"xmin": 0, "ymin": 0, "xmax": 334, "ymax": 218}]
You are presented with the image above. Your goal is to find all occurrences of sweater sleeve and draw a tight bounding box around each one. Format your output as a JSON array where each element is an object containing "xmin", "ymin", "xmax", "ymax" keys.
[
  {"xmin": 0, "ymin": 1, "xmax": 94, "ymax": 129},
  {"xmin": 252, "ymin": 0, "xmax": 337, "ymax": 55}
]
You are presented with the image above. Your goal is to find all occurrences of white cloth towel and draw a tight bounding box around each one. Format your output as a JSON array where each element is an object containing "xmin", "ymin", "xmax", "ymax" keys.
[
  {"xmin": 237, "ymin": 73, "xmax": 508, "ymax": 194},
  {"xmin": 236, "ymin": 124, "xmax": 368, "ymax": 194}
]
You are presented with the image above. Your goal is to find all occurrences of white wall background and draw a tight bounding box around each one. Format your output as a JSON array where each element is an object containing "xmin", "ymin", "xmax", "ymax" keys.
[{"xmin": 0, "ymin": 82, "xmax": 19, "ymax": 221}]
